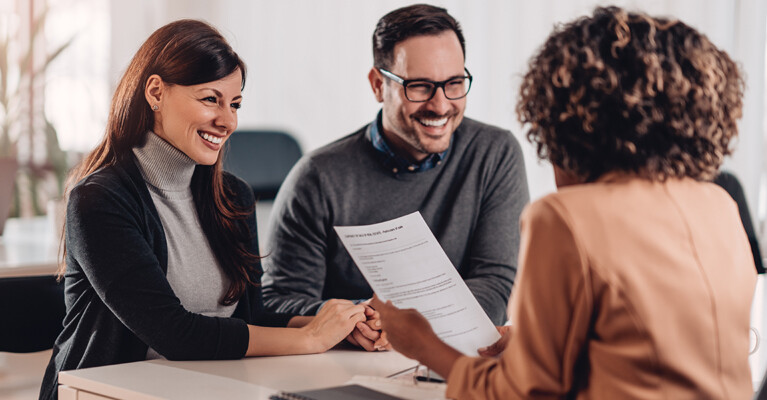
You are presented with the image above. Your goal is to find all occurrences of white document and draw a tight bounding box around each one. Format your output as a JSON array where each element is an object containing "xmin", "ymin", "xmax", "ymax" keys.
[{"xmin": 334, "ymin": 212, "xmax": 501, "ymax": 356}]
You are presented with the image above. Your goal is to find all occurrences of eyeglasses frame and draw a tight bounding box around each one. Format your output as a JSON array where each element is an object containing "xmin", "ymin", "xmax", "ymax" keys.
[{"xmin": 378, "ymin": 67, "xmax": 473, "ymax": 102}]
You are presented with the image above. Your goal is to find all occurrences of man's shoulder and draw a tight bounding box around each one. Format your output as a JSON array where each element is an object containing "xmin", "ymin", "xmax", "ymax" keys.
[
  {"xmin": 301, "ymin": 125, "xmax": 370, "ymax": 168},
  {"xmin": 311, "ymin": 125, "xmax": 367, "ymax": 155},
  {"xmin": 457, "ymin": 117, "xmax": 520, "ymax": 149}
]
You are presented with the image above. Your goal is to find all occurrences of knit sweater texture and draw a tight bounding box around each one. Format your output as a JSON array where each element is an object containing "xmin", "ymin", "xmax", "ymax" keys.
[
  {"xmin": 133, "ymin": 132, "xmax": 238, "ymax": 358},
  {"xmin": 262, "ymin": 117, "xmax": 530, "ymax": 324}
]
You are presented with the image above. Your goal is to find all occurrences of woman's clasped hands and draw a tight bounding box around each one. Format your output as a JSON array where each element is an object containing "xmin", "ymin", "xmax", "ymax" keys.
[{"xmin": 301, "ymin": 299, "xmax": 368, "ymax": 353}]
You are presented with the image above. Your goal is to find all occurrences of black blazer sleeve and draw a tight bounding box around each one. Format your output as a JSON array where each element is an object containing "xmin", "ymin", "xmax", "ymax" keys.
[{"xmin": 66, "ymin": 179, "xmax": 250, "ymax": 360}]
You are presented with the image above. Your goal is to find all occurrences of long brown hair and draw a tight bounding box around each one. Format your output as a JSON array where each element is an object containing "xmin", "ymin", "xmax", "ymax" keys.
[{"xmin": 59, "ymin": 19, "xmax": 258, "ymax": 305}]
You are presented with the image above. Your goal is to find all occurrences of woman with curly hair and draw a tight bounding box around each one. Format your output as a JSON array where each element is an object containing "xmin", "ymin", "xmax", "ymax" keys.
[{"xmin": 372, "ymin": 6, "xmax": 756, "ymax": 399}]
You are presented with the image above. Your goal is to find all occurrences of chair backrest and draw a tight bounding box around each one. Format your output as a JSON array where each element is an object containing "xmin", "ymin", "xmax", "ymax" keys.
[
  {"xmin": 0, "ymin": 275, "xmax": 65, "ymax": 353},
  {"xmin": 755, "ymin": 367, "xmax": 767, "ymax": 400},
  {"xmin": 223, "ymin": 130, "xmax": 303, "ymax": 200},
  {"xmin": 713, "ymin": 170, "xmax": 765, "ymax": 274}
]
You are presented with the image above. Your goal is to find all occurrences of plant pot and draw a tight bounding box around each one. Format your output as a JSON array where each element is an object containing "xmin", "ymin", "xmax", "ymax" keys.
[{"xmin": 0, "ymin": 157, "xmax": 19, "ymax": 235}]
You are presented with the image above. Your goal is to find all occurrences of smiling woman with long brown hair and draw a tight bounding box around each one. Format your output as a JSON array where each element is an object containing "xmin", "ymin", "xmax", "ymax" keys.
[
  {"xmin": 39, "ymin": 19, "xmax": 365, "ymax": 400},
  {"xmin": 372, "ymin": 6, "xmax": 756, "ymax": 399}
]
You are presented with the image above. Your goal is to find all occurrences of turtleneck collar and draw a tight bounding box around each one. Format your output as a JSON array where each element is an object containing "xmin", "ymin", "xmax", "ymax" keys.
[{"xmin": 132, "ymin": 131, "xmax": 197, "ymax": 199}]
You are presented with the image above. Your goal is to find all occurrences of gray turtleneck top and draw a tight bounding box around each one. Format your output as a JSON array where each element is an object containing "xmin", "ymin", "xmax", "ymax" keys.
[{"xmin": 132, "ymin": 132, "xmax": 237, "ymax": 359}]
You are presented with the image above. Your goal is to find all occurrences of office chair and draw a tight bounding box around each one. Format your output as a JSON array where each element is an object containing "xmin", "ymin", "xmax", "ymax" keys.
[
  {"xmin": 713, "ymin": 171, "xmax": 765, "ymax": 274},
  {"xmin": 756, "ymin": 366, "xmax": 767, "ymax": 400},
  {"xmin": 223, "ymin": 130, "xmax": 303, "ymax": 201},
  {"xmin": 0, "ymin": 275, "xmax": 65, "ymax": 353}
]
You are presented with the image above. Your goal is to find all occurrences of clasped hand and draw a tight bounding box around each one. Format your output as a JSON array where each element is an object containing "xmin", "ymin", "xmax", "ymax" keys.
[{"xmin": 345, "ymin": 299, "xmax": 392, "ymax": 352}]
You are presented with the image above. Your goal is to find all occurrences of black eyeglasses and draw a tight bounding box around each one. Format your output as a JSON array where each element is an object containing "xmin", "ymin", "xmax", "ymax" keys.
[{"xmin": 378, "ymin": 67, "xmax": 473, "ymax": 102}]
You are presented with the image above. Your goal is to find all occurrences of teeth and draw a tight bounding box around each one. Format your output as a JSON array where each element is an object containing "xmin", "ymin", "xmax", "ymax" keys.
[
  {"xmin": 198, "ymin": 131, "xmax": 223, "ymax": 144},
  {"xmin": 419, "ymin": 117, "xmax": 448, "ymax": 127}
]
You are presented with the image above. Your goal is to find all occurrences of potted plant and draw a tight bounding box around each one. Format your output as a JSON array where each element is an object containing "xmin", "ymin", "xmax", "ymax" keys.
[{"xmin": 0, "ymin": 3, "xmax": 72, "ymax": 233}]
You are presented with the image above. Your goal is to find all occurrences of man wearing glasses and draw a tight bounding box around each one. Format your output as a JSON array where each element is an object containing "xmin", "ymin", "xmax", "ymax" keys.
[{"xmin": 262, "ymin": 4, "xmax": 529, "ymax": 351}]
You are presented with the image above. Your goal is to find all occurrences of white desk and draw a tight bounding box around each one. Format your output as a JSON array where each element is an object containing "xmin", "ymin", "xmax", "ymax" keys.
[
  {"xmin": 57, "ymin": 349, "xmax": 444, "ymax": 400},
  {"xmin": 0, "ymin": 217, "xmax": 59, "ymax": 278}
]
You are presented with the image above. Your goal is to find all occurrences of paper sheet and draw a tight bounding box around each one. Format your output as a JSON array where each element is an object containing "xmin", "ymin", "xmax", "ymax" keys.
[{"xmin": 334, "ymin": 212, "xmax": 501, "ymax": 355}]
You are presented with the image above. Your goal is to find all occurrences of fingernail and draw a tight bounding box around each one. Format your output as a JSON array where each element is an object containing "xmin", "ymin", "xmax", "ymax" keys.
[{"xmin": 375, "ymin": 320, "xmax": 382, "ymax": 328}]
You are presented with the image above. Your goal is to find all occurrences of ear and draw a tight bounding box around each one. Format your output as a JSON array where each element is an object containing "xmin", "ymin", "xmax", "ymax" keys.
[
  {"xmin": 144, "ymin": 74, "xmax": 165, "ymax": 110},
  {"xmin": 368, "ymin": 68, "xmax": 384, "ymax": 103}
]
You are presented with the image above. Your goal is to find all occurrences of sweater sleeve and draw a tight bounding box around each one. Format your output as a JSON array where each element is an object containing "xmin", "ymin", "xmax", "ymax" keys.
[
  {"xmin": 446, "ymin": 199, "xmax": 592, "ymax": 399},
  {"xmin": 231, "ymin": 174, "xmax": 297, "ymax": 327},
  {"xmin": 66, "ymin": 180, "xmax": 249, "ymax": 360},
  {"xmin": 261, "ymin": 157, "xmax": 330, "ymax": 315},
  {"xmin": 462, "ymin": 132, "xmax": 530, "ymax": 324}
]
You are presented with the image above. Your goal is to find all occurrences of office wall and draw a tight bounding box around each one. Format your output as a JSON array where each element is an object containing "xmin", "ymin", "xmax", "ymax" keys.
[{"xmin": 108, "ymin": 0, "xmax": 766, "ymax": 210}]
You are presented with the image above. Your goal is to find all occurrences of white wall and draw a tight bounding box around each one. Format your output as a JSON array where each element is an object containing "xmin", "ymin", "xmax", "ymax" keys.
[{"xmin": 108, "ymin": 0, "xmax": 766, "ymax": 209}]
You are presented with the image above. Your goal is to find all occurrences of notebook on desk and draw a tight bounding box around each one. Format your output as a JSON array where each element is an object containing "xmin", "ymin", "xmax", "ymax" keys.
[{"xmin": 269, "ymin": 384, "xmax": 404, "ymax": 400}]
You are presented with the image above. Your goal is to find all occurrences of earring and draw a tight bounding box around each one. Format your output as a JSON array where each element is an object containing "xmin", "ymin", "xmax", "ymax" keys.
[{"xmin": 152, "ymin": 105, "xmax": 158, "ymax": 111}]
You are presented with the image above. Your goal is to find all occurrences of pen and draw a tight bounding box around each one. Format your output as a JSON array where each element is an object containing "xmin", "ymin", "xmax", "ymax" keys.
[{"xmin": 415, "ymin": 375, "xmax": 445, "ymax": 383}]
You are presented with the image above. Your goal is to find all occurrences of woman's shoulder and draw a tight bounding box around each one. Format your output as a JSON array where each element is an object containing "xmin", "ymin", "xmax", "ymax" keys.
[
  {"xmin": 221, "ymin": 171, "xmax": 254, "ymax": 205},
  {"xmin": 69, "ymin": 160, "xmax": 144, "ymax": 209}
]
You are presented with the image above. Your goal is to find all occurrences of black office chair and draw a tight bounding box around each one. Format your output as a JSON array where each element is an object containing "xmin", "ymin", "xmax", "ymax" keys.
[
  {"xmin": 713, "ymin": 171, "xmax": 765, "ymax": 274},
  {"xmin": 0, "ymin": 275, "xmax": 65, "ymax": 353},
  {"xmin": 223, "ymin": 130, "xmax": 303, "ymax": 201},
  {"xmin": 755, "ymin": 365, "xmax": 767, "ymax": 399}
]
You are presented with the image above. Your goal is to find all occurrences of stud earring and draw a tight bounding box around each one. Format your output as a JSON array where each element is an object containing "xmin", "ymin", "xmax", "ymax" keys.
[{"xmin": 152, "ymin": 105, "xmax": 158, "ymax": 111}]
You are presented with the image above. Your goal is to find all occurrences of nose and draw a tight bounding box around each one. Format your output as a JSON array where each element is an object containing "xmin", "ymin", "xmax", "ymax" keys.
[
  {"xmin": 215, "ymin": 106, "xmax": 237, "ymax": 134},
  {"xmin": 425, "ymin": 86, "xmax": 452, "ymax": 115}
]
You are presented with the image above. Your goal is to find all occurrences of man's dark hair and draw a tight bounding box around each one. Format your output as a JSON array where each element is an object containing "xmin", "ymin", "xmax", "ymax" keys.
[{"xmin": 373, "ymin": 4, "xmax": 465, "ymax": 69}]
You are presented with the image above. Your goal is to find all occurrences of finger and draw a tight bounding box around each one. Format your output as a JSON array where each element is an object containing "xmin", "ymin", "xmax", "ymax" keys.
[
  {"xmin": 478, "ymin": 335, "xmax": 508, "ymax": 357},
  {"xmin": 497, "ymin": 325, "xmax": 512, "ymax": 336},
  {"xmin": 373, "ymin": 332, "xmax": 390, "ymax": 350},
  {"xmin": 363, "ymin": 305, "xmax": 376, "ymax": 318},
  {"xmin": 339, "ymin": 304, "xmax": 367, "ymax": 319},
  {"xmin": 346, "ymin": 332, "xmax": 361, "ymax": 347},
  {"xmin": 350, "ymin": 312, "xmax": 367, "ymax": 327},
  {"xmin": 355, "ymin": 321, "xmax": 381, "ymax": 341},
  {"xmin": 369, "ymin": 294, "xmax": 385, "ymax": 311},
  {"xmin": 364, "ymin": 317, "xmax": 382, "ymax": 331},
  {"xmin": 352, "ymin": 329, "xmax": 376, "ymax": 351}
]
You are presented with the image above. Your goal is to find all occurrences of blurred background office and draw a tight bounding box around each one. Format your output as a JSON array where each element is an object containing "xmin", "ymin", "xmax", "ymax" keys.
[{"xmin": 1, "ymin": 0, "xmax": 766, "ymax": 398}]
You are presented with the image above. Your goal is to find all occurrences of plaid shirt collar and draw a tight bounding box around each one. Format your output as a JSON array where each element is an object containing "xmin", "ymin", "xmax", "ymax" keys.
[{"xmin": 367, "ymin": 110, "xmax": 449, "ymax": 174}]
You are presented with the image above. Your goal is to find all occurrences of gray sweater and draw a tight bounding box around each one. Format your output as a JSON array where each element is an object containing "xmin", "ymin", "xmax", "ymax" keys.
[
  {"xmin": 133, "ymin": 133, "xmax": 237, "ymax": 358},
  {"xmin": 262, "ymin": 117, "xmax": 529, "ymax": 324}
]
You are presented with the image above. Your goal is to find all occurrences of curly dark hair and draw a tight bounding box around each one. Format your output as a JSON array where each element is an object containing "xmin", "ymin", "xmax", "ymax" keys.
[{"xmin": 517, "ymin": 6, "xmax": 744, "ymax": 181}]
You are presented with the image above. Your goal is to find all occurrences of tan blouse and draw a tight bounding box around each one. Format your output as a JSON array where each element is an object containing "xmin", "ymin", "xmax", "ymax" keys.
[{"xmin": 446, "ymin": 175, "xmax": 756, "ymax": 399}]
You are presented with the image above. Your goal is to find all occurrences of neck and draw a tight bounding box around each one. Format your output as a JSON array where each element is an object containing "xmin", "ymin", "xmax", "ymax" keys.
[{"xmin": 379, "ymin": 125, "xmax": 427, "ymax": 162}]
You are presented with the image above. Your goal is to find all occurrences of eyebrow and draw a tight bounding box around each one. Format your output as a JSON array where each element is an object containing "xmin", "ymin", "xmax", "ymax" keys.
[
  {"xmin": 406, "ymin": 73, "xmax": 467, "ymax": 82},
  {"xmin": 198, "ymin": 87, "xmax": 242, "ymax": 101}
]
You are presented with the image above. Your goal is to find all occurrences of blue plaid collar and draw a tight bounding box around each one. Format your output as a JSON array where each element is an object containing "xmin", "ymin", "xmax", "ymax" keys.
[{"xmin": 367, "ymin": 110, "xmax": 449, "ymax": 174}]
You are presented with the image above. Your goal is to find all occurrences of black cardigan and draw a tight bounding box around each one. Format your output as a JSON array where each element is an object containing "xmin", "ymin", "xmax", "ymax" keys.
[{"xmin": 40, "ymin": 157, "xmax": 293, "ymax": 400}]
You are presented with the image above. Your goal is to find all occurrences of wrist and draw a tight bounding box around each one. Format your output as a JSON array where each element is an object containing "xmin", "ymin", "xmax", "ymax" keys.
[{"xmin": 298, "ymin": 324, "xmax": 324, "ymax": 354}]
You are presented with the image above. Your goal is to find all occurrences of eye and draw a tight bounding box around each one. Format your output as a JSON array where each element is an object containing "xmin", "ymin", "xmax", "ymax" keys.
[
  {"xmin": 231, "ymin": 102, "xmax": 242, "ymax": 110},
  {"xmin": 202, "ymin": 96, "xmax": 217, "ymax": 103}
]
